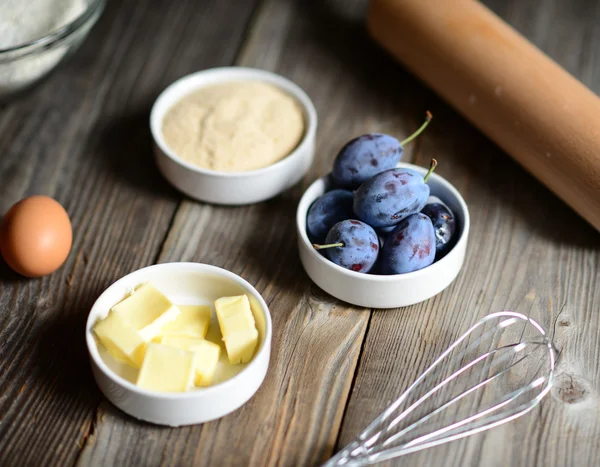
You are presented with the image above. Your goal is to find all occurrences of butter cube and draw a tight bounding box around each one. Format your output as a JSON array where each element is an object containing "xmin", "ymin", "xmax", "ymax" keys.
[
  {"xmin": 136, "ymin": 343, "xmax": 196, "ymax": 392},
  {"xmin": 219, "ymin": 330, "xmax": 258, "ymax": 364},
  {"xmin": 161, "ymin": 336, "xmax": 221, "ymax": 387},
  {"xmin": 159, "ymin": 305, "xmax": 211, "ymax": 340},
  {"xmin": 93, "ymin": 312, "xmax": 146, "ymax": 368},
  {"xmin": 214, "ymin": 295, "xmax": 259, "ymax": 364},
  {"xmin": 112, "ymin": 283, "xmax": 180, "ymax": 342}
]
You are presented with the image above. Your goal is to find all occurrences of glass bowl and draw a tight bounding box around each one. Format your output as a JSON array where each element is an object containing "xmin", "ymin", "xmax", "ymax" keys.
[{"xmin": 0, "ymin": 0, "xmax": 105, "ymax": 102}]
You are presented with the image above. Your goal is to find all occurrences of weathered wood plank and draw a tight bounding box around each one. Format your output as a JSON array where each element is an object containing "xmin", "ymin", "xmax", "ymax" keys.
[
  {"xmin": 0, "ymin": 0, "xmax": 259, "ymax": 465},
  {"xmin": 75, "ymin": 0, "xmax": 436, "ymax": 465},
  {"xmin": 337, "ymin": 0, "xmax": 600, "ymax": 465},
  {"xmin": 3, "ymin": 0, "xmax": 599, "ymax": 466}
]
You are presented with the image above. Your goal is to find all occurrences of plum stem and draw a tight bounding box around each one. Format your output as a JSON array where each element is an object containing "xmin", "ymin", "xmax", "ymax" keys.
[
  {"xmin": 423, "ymin": 158, "xmax": 438, "ymax": 183},
  {"xmin": 313, "ymin": 242, "xmax": 344, "ymax": 250},
  {"xmin": 400, "ymin": 111, "xmax": 433, "ymax": 146}
]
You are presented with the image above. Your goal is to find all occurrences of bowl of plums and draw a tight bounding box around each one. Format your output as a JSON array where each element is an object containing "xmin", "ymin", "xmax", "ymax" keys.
[{"xmin": 297, "ymin": 113, "xmax": 470, "ymax": 308}]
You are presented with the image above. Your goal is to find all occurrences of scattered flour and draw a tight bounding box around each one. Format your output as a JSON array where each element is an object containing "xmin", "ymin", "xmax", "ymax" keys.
[{"xmin": 0, "ymin": 0, "xmax": 87, "ymax": 97}]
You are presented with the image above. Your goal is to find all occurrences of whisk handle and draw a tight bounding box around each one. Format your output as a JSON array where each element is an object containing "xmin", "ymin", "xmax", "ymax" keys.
[{"xmin": 322, "ymin": 441, "xmax": 368, "ymax": 467}]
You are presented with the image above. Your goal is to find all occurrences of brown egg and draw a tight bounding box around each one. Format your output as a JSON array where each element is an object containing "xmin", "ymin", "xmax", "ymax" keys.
[{"xmin": 0, "ymin": 196, "xmax": 73, "ymax": 277}]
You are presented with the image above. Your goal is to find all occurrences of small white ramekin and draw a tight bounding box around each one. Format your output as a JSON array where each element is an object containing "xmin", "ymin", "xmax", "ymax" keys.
[
  {"xmin": 86, "ymin": 262, "xmax": 272, "ymax": 427},
  {"xmin": 150, "ymin": 67, "xmax": 317, "ymax": 205},
  {"xmin": 297, "ymin": 163, "xmax": 470, "ymax": 309}
]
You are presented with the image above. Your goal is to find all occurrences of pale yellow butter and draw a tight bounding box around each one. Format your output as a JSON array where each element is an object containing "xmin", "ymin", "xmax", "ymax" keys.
[
  {"xmin": 158, "ymin": 305, "xmax": 211, "ymax": 340},
  {"xmin": 93, "ymin": 312, "xmax": 146, "ymax": 368},
  {"xmin": 136, "ymin": 343, "xmax": 196, "ymax": 392},
  {"xmin": 214, "ymin": 295, "xmax": 259, "ymax": 364},
  {"xmin": 112, "ymin": 283, "xmax": 180, "ymax": 342},
  {"xmin": 161, "ymin": 336, "xmax": 221, "ymax": 387}
]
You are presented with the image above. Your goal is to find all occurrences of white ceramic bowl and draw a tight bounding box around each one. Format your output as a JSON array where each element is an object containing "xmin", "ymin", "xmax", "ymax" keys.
[
  {"xmin": 150, "ymin": 67, "xmax": 317, "ymax": 205},
  {"xmin": 297, "ymin": 163, "xmax": 470, "ymax": 308},
  {"xmin": 85, "ymin": 262, "xmax": 272, "ymax": 427}
]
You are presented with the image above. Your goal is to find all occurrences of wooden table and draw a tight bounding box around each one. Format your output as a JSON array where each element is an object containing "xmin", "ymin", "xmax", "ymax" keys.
[{"xmin": 1, "ymin": 0, "xmax": 598, "ymax": 465}]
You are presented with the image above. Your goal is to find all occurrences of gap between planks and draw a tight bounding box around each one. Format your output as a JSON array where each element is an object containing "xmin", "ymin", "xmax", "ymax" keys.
[
  {"xmin": 71, "ymin": 0, "xmax": 265, "ymax": 464},
  {"xmin": 74, "ymin": 0, "xmax": 436, "ymax": 464}
]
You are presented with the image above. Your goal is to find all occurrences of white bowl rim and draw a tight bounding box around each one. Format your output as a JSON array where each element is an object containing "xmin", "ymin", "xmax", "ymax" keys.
[
  {"xmin": 150, "ymin": 66, "xmax": 318, "ymax": 179},
  {"xmin": 86, "ymin": 262, "xmax": 272, "ymax": 400},
  {"xmin": 296, "ymin": 162, "xmax": 471, "ymax": 282}
]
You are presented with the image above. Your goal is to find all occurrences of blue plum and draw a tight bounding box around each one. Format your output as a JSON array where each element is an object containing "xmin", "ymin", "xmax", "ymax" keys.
[
  {"xmin": 313, "ymin": 220, "xmax": 379, "ymax": 273},
  {"xmin": 377, "ymin": 225, "xmax": 396, "ymax": 235},
  {"xmin": 353, "ymin": 159, "xmax": 437, "ymax": 228},
  {"xmin": 421, "ymin": 196, "xmax": 457, "ymax": 259},
  {"xmin": 379, "ymin": 213, "xmax": 435, "ymax": 274},
  {"xmin": 331, "ymin": 134, "xmax": 402, "ymax": 189},
  {"xmin": 331, "ymin": 112, "xmax": 432, "ymax": 189},
  {"xmin": 306, "ymin": 189, "xmax": 355, "ymax": 243}
]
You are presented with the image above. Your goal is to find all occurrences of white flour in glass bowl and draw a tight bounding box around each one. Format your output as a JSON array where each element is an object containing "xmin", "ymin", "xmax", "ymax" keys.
[{"xmin": 0, "ymin": 0, "xmax": 87, "ymax": 98}]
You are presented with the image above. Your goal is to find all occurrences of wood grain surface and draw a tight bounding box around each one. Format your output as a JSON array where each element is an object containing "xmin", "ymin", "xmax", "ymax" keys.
[{"xmin": 0, "ymin": 0, "xmax": 598, "ymax": 466}]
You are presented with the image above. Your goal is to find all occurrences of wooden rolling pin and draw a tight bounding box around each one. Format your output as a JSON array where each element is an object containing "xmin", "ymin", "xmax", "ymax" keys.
[{"xmin": 367, "ymin": 0, "xmax": 600, "ymax": 232}]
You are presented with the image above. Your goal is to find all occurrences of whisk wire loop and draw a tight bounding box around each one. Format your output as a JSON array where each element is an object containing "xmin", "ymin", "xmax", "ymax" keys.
[{"xmin": 324, "ymin": 311, "xmax": 556, "ymax": 466}]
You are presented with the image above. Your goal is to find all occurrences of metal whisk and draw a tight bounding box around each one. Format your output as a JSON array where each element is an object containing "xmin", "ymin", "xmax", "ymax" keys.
[{"xmin": 324, "ymin": 311, "xmax": 557, "ymax": 466}]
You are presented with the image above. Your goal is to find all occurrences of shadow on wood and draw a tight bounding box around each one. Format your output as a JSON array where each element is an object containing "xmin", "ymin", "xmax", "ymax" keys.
[
  {"xmin": 88, "ymin": 110, "xmax": 181, "ymax": 201},
  {"xmin": 237, "ymin": 190, "xmax": 311, "ymax": 296},
  {"xmin": 0, "ymin": 257, "xmax": 29, "ymax": 283},
  {"xmin": 31, "ymin": 284, "xmax": 104, "ymax": 411}
]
